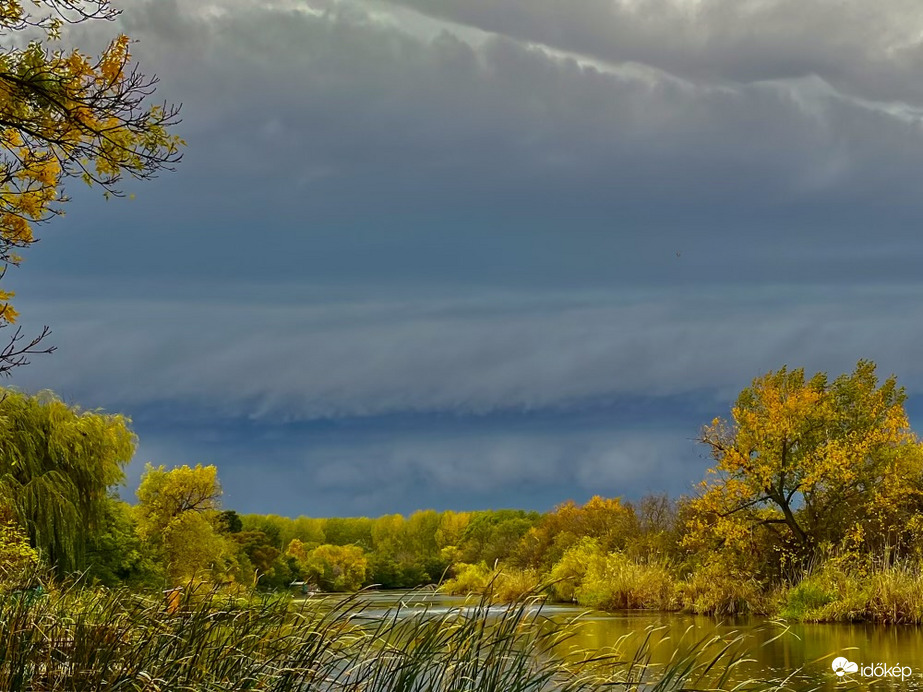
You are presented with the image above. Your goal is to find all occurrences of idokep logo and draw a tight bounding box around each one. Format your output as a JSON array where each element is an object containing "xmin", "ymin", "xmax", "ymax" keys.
[
  {"xmin": 831, "ymin": 656, "xmax": 913, "ymax": 681},
  {"xmin": 831, "ymin": 657, "xmax": 858, "ymax": 677}
]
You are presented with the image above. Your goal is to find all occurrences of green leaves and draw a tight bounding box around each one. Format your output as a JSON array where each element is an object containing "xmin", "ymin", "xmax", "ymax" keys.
[
  {"xmin": 0, "ymin": 388, "xmax": 136, "ymax": 573},
  {"xmin": 135, "ymin": 463, "xmax": 232, "ymax": 585}
]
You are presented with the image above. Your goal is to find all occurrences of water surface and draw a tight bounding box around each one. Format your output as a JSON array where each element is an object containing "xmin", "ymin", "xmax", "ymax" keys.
[{"xmin": 306, "ymin": 591, "xmax": 923, "ymax": 690}]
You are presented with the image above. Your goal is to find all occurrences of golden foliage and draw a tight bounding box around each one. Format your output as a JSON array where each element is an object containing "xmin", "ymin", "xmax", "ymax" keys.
[
  {"xmin": 687, "ymin": 361, "xmax": 923, "ymax": 559},
  {"xmin": 0, "ymin": 1, "xmax": 182, "ymax": 330}
]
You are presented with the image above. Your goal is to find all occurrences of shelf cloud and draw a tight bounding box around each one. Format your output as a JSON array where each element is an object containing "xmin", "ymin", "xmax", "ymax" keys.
[{"xmin": 11, "ymin": 0, "xmax": 923, "ymax": 514}]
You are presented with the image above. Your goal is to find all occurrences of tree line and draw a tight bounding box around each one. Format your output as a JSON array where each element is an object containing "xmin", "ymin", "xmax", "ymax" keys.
[{"xmin": 4, "ymin": 360, "xmax": 923, "ymax": 622}]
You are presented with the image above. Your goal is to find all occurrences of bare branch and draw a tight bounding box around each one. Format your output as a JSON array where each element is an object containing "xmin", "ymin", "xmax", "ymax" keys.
[{"xmin": 0, "ymin": 325, "xmax": 55, "ymax": 376}]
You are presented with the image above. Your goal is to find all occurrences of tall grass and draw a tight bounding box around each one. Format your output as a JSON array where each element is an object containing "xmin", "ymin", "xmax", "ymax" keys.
[
  {"xmin": 440, "ymin": 563, "xmax": 543, "ymax": 601},
  {"xmin": 780, "ymin": 557, "xmax": 923, "ymax": 624},
  {"xmin": 677, "ymin": 561, "xmax": 776, "ymax": 617},
  {"xmin": 574, "ymin": 553, "xmax": 675, "ymax": 611},
  {"xmin": 0, "ymin": 579, "xmax": 792, "ymax": 691}
]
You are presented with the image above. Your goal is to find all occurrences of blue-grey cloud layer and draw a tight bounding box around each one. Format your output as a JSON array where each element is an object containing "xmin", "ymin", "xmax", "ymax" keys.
[{"xmin": 7, "ymin": 0, "xmax": 923, "ymax": 515}]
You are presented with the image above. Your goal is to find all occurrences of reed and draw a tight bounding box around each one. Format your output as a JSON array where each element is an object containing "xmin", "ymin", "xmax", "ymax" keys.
[
  {"xmin": 0, "ymin": 577, "xmax": 798, "ymax": 691},
  {"xmin": 781, "ymin": 558, "xmax": 923, "ymax": 624}
]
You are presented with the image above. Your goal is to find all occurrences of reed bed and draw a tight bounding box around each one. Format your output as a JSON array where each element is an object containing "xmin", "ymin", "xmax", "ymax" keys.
[{"xmin": 0, "ymin": 580, "xmax": 796, "ymax": 691}]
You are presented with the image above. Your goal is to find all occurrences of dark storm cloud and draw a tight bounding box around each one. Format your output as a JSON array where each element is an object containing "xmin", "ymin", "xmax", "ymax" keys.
[
  {"xmin": 71, "ymin": 1, "xmax": 923, "ymax": 210},
  {"xmin": 126, "ymin": 410, "xmax": 702, "ymax": 516},
  {"xmin": 32, "ymin": 0, "xmax": 923, "ymax": 293},
  {"xmin": 12, "ymin": 286, "xmax": 923, "ymax": 421},
  {"xmin": 11, "ymin": 0, "xmax": 923, "ymax": 513}
]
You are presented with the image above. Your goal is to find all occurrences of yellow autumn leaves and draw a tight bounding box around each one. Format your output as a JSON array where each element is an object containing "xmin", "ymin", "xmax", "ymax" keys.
[
  {"xmin": 0, "ymin": 1, "xmax": 183, "ymax": 329},
  {"xmin": 688, "ymin": 360, "xmax": 923, "ymax": 562}
]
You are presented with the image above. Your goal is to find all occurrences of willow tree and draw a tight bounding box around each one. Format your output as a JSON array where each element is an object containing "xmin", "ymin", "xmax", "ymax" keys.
[
  {"xmin": 687, "ymin": 361, "xmax": 923, "ymax": 561},
  {"xmin": 0, "ymin": 388, "xmax": 136, "ymax": 572},
  {"xmin": 0, "ymin": 0, "xmax": 183, "ymax": 373}
]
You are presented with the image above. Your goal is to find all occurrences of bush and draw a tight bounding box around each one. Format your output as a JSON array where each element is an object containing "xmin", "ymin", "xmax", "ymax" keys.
[
  {"xmin": 677, "ymin": 560, "xmax": 772, "ymax": 616},
  {"xmin": 0, "ymin": 520, "xmax": 38, "ymax": 584},
  {"xmin": 779, "ymin": 575, "xmax": 836, "ymax": 621},
  {"xmin": 301, "ymin": 544, "xmax": 369, "ymax": 592},
  {"xmin": 491, "ymin": 568, "xmax": 544, "ymax": 602},
  {"xmin": 549, "ymin": 538, "xmax": 602, "ymax": 602},
  {"xmin": 440, "ymin": 562, "xmax": 491, "ymax": 594},
  {"xmin": 548, "ymin": 540, "xmax": 675, "ymax": 610},
  {"xmin": 575, "ymin": 552, "xmax": 675, "ymax": 611}
]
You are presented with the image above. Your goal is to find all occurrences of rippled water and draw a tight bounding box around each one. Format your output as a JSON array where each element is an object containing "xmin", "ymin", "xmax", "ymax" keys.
[{"xmin": 304, "ymin": 591, "xmax": 923, "ymax": 690}]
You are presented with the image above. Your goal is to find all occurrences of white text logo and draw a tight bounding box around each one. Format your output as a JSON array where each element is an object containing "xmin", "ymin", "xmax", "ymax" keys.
[{"xmin": 832, "ymin": 656, "xmax": 912, "ymax": 681}]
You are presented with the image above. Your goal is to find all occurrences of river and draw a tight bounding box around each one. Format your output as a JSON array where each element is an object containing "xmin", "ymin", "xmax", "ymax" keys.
[{"xmin": 306, "ymin": 590, "xmax": 923, "ymax": 690}]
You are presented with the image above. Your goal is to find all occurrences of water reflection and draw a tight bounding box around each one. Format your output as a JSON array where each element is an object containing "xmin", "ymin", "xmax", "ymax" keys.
[{"xmin": 303, "ymin": 591, "xmax": 923, "ymax": 690}]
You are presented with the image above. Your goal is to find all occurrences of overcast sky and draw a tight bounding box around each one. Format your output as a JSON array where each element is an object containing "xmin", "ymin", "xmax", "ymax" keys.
[{"xmin": 8, "ymin": 0, "xmax": 923, "ymax": 516}]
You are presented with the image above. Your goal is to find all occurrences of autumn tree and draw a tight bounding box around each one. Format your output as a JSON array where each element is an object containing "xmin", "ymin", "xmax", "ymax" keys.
[
  {"xmin": 0, "ymin": 388, "xmax": 135, "ymax": 573},
  {"xmin": 688, "ymin": 361, "xmax": 923, "ymax": 561},
  {"xmin": 298, "ymin": 543, "xmax": 368, "ymax": 592},
  {"xmin": 516, "ymin": 496, "xmax": 638, "ymax": 570},
  {"xmin": 136, "ymin": 464, "xmax": 231, "ymax": 584},
  {"xmin": 628, "ymin": 494, "xmax": 681, "ymax": 561},
  {"xmin": 0, "ymin": 0, "xmax": 182, "ymax": 373}
]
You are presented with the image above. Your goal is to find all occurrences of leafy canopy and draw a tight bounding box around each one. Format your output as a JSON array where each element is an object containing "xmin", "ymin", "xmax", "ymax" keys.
[
  {"xmin": 688, "ymin": 360, "xmax": 923, "ymax": 557},
  {"xmin": 0, "ymin": 0, "xmax": 182, "ymax": 371},
  {"xmin": 136, "ymin": 464, "xmax": 230, "ymax": 584},
  {"xmin": 0, "ymin": 388, "xmax": 136, "ymax": 572}
]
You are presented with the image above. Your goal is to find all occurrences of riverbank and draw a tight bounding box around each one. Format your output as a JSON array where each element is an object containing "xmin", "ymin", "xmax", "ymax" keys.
[{"xmin": 442, "ymin": 554, "xmax": 923, "ymax": 624}]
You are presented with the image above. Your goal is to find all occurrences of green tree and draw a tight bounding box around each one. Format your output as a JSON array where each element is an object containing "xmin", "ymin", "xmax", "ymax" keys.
[
  {"xmin": 289, "ymin": 516, "xmax": 325, "ymax": 546},
  {"xmin": 218, "ymin": 510, "xmax": 243, "ymax": 534},
  {"xmin": 231, "ymin": 531, "xmax": 279, "ymax": 577},
  {"xmin": 324, "ymin": 517, "xmax": 373, "ymax": 550},
  {"xmin": 240, "ymin": 514, "xmax": 285, "ymax": 548},
  {"xmin": 300, "ymin": 543, "xmax": 368, "ymax": 592},
  {"xmin": 0, "ymin": 1, "xmax": 182, "ymax": 373},
  {"xmin": 85, "ymin": 497, "xmax": 159, "ymax": 587},
  {"xmin": 0, "ymin": 388, "xmax": 136, "ymax": 573},
  {"xmin": 135, "ymin": 464, "xmax": 231, "ymax": 584},
  {"xmin": 230, "ymin": 531, "xmax": 296, "ymax": 590},
  {"xmin": 459, "ymin": 510, "xmax": 541, "ymax": 566},
  {"xmin": 689, "ymin": 361, "xmax": 923, "ymax": 559}
]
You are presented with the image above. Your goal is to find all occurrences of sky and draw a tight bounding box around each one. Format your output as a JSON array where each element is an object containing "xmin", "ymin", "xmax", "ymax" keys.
[{"xmin": 7, "ymin": 0, "xmax": 923, "ymax": 516}]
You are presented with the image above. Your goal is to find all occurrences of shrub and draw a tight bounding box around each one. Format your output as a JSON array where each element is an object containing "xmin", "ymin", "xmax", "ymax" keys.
[
  {"xmin": 549, "ymin": 537, "xmax": 603, "ymax": 602},
  {"xmin": 440, "ymin": 562, "xmax": 491, "ymax": 594},
  {"xmin": 677, "ymin": 560, "xmax": 771, "ymax": 616},
  {"xmin": 491, "ymin": 568, "xmax": 544, "ymax": 602},
  {"xmin": 302, "ymin": 543, "xmax": 369, "ymax": 591},
  {"xmin": 0, "ymin": 520, "xmax": 38, "ymax": 583},
  {"xmin": 575, "ymin": 552, "xmax": 675, "ymax": 611},
  {"xmin": 779, "ymin": 576, "xmax": 835, "ymax": 621}
]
